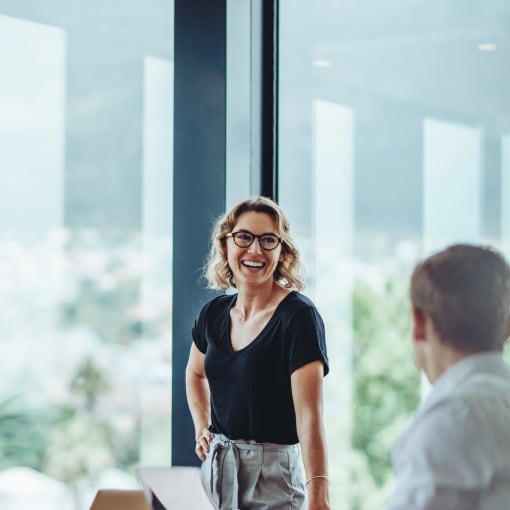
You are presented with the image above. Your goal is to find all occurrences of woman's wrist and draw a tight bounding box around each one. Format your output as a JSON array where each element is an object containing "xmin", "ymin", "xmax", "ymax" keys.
[
  {"xmin": 306, "ymin": 475, "xmax": 330, "ymax": 509},
  {"xmin": 305, "ymin": 474, "xmax": 329, "ymax": 486}
]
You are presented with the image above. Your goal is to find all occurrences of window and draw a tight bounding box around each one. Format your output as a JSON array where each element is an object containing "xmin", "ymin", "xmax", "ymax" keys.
[
  {"xmin": 0, "ymin": 3, "xmax": 173, "ymax": 509},
  {"xmin": 279, "ymin": 1, "xmax": 510, "ymax": 507}
]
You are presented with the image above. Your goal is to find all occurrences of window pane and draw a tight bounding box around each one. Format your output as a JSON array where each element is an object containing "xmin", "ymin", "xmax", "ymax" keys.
[
  {"xmin": 279, "ymin": 2, "xmax": 509, "ymax": 508},
  {"xmin": 0, "ymin": 3, "xmax": 173, "ymax": 510}
]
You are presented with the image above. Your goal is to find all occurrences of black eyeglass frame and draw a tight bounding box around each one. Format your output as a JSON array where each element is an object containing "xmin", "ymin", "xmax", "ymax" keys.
[{"xmin": 224, "ymin": 231, "xmax": 283, "ymax": 251}]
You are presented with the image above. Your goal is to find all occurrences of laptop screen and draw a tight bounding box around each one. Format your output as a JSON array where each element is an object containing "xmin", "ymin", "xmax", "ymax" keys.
[{"xmin": 136, "ymin": 466, "xmax": 216, "ymax": 510}]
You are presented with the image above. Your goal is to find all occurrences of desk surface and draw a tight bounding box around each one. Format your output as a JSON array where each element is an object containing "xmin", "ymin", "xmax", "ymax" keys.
[{"xmin": 89, "ymin": 490, "xmax": 150, "ymax": 510}]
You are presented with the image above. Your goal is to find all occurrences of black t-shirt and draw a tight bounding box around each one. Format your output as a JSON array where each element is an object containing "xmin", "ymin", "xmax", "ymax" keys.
[{"xmin": 191, "ymin": 291, "xmax": 329, "ymax": 444}]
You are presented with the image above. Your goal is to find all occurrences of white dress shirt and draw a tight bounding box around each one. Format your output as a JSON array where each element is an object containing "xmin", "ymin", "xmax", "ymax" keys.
[{"xmin": 386, "ymin": 352, "xmax": 510, "ymax": 510}]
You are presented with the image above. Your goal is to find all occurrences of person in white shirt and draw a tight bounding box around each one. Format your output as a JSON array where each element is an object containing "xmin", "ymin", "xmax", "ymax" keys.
[{"xmin": 386, "ymin": 243, "xmax": 510, "ymax": 510}]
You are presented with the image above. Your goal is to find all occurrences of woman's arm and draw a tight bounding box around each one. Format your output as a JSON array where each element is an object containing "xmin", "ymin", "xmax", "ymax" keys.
[
  {"xmin": 291, "ymin": 360, "xmax": 330, "ymax": 510},
  {"xmin": 185, "ymin": 343, "xmax": 212, "ymax": 460}
]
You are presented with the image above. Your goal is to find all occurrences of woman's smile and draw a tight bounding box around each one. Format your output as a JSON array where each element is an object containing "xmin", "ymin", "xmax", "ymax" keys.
[
  {"xmin": 227, "ymin": 211, "xmax": 282, "ymax": 287},
  {"xmin": 241, "ymin": 259, "xmax": 265, "ymax": 270}
]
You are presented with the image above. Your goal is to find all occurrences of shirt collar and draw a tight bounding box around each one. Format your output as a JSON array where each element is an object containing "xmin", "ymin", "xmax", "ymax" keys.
[{"xmin": 418, "ymin": 351, "xmax": 509, "ymax": 412}]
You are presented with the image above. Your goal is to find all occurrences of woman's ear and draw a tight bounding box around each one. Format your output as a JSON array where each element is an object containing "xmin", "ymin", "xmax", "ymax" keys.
[{"xmin": 412, "ymin": 306, "xmax": 427, "ymax": 343}]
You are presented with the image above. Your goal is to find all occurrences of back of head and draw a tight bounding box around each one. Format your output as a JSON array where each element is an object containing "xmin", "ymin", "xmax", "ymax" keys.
[{"xmin": 410, "ymin": 244, "xmax": 510, "ymax": 352}]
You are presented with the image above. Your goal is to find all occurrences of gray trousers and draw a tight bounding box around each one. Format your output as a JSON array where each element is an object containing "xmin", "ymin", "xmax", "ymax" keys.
[{"xmin": 200, "ymin": 434, "xmax": 306, "ymax": 510}]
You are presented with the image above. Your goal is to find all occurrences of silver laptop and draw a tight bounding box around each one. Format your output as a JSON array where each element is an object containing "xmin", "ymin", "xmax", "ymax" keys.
[{"xmin": 136, "ymin": 466, "xmax": 216, "ymax": 510}]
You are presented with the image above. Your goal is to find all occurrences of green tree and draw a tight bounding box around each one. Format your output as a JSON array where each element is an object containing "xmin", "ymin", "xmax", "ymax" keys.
[
  {"xmin": 70, "ymin": 356, "xmax": 110, "ymax": 414},
  {"xmin": 350, "ymin": 275, "xmax": 420, "ymax": 507}
]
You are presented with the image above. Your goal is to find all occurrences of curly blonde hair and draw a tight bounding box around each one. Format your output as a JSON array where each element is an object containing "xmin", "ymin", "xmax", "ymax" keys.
[{"xmin": 204, "ymin": 197, "xmax": 304, "ymax": 291}]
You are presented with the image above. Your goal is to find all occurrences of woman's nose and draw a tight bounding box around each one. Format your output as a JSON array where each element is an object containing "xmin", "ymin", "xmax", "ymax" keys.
[{"xmin": 247, "ymin": 238, "xmax": 262, "ymax": 253}]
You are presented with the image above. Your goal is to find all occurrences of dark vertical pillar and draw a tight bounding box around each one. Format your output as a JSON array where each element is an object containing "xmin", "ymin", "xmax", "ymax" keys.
[
  {"xmin": 172, "ymin": 0, "xmax": 226, "ymax": 466},
  {"xmin": 260, "ymin": 0, "xmax": 279, "ymax": 201}
]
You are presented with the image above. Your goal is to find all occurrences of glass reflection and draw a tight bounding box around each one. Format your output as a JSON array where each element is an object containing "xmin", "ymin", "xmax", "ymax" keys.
[
  {"xmin": 279, "ymin": 1, "xmax": 510, "ymax": 508},
  {"xmin": 0, "ymin": 3, "xmax": 173, "ymax": 510}
]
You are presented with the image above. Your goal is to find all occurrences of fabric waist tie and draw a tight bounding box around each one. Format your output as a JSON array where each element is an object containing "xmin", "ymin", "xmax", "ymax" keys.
[{"xmin": 207, "ymin": 434, "xmax": 298, "ymax": 510}]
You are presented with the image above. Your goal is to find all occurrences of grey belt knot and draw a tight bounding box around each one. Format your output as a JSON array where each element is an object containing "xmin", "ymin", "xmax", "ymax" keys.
[{"xmin": 209, "ymin": 437, "xmax": 241, "ymax": 510}]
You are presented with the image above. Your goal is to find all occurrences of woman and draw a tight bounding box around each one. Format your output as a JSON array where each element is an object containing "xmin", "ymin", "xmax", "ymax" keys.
[{"xmin": 185, "ymin": 197, "xmax": 330, "ymax": 510}]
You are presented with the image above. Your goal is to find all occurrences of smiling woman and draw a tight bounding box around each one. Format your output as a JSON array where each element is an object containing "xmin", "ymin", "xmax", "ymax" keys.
[
  {"xmin": 185, "ymin": 196, "xmax": 331, "ymax": 510},
  {"xmin": 204, "ymin": 197, "xmax": 304, "ymax": 292},
  {"xmin": 226, "ymin": 211, "xmax": 284, "ymax": 293}
]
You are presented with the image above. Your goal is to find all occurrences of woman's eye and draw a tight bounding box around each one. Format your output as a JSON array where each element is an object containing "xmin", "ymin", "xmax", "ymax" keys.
[{"xmin": 261, "ymin": 236, "xmax": 276, "ymax": 245}]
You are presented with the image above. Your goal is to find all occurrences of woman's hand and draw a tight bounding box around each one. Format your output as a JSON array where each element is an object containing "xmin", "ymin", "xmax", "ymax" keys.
[
  {"xmin": 195, "ymin": 426, "xmax": 213, "ymax": 461},
  {"xmin": 185, "ymin": 343, "xmax": 212, "ymax": 461}
]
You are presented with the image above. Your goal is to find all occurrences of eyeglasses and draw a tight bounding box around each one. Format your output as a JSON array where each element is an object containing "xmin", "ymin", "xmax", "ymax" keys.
[{"xmin": 225, "ymin": 231, "xmax": 282, "ymax": 251}]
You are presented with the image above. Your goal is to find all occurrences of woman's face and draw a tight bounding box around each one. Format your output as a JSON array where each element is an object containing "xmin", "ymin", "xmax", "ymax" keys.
[{"xmin": 226, "ymin": 211, "xmax": 283, "ymax": 289}]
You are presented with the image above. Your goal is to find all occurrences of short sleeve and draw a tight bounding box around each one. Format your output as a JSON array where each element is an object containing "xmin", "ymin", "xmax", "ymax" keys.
[
  {"xmin": 191, "ymin": 302, "xmax": 210, "ymax": 354},
  {"xmin": 286, "ymin": 305, "xmax": 329, "ymax": 376}
]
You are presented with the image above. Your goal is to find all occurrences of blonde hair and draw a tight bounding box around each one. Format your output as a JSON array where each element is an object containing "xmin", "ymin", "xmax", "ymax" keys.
[{"xmin": 204, "ymin": 197, "xmax": 304, "ymax": 291}]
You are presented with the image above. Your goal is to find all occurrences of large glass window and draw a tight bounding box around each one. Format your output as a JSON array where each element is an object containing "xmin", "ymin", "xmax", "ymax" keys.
[
  {"xmin": 0, "ymin": 3, "xmax": 173, "ymax": 510},
  {"xmin": 279, "ymin": 1, "xmax": 510, "ymax": 508}
]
